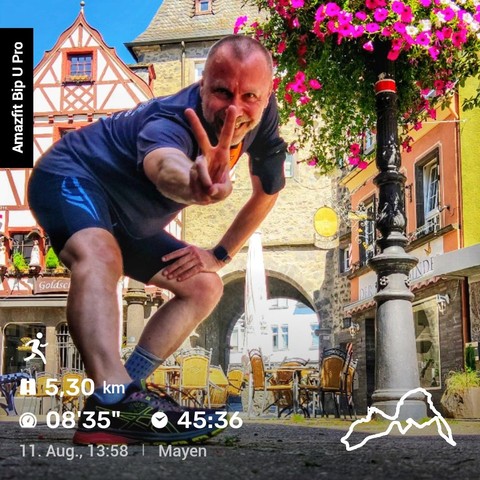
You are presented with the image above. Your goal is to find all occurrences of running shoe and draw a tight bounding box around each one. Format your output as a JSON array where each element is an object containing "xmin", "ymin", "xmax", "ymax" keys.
[{"xmin": 73, "ymin": 380, "xmax": 228, "ymax": 445}]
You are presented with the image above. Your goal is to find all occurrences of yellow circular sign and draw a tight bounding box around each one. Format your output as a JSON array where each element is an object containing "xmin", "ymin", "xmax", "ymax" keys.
[{"xmin": 314, "ymin": 207, "xmax": 338, "ymax": 237}]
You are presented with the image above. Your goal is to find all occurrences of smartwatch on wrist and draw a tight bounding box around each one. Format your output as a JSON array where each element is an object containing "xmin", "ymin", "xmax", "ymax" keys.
[{"xmin": 213, "ymin": 245, "xmax": 232, "ymax": 264}]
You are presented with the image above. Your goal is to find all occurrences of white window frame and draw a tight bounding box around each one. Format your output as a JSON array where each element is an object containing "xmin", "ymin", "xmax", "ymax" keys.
[{"xmin": 424, "ymin": 159, "xmax": 440, "ymax": 223}]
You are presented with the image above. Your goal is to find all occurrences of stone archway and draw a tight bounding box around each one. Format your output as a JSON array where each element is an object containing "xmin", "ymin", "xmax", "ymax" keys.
[{"xmin": 195, "ymin": 270, "xmax": 318, "ymax": 368}]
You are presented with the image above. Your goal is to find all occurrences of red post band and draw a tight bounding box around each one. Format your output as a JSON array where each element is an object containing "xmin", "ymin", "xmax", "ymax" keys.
[{"xmin": 375, "ymin": 79, "xmax": 397, "ymax": 94}]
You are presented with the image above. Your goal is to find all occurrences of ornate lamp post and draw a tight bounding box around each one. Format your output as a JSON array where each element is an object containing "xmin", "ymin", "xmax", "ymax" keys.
[{"xmin": 368, "ymin": 40, "xmax": 425, "ymax": 418}]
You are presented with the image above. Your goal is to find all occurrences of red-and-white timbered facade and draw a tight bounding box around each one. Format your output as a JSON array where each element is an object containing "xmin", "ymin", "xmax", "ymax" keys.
[
  {"xmin": 0, "ymin": 8, "xmax": 153, "ymax": 294},
  {"xmin": 0, "ymin": 7, "xmax": 161, "ymax": 377}
]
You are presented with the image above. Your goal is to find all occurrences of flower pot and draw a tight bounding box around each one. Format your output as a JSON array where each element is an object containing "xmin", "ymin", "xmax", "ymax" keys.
[{"xmin": 441, "ymin": 387, "xmax": 480, "ymax": 419}]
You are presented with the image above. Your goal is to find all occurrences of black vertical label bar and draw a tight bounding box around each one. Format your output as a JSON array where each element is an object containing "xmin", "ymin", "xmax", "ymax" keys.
[{"xmin": 0, "ymin": 28, "xmax": 34, "ymax": 168}]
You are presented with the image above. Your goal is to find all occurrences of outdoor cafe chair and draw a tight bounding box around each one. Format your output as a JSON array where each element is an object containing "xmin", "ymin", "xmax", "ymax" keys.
[
  {"xmin": 226, "ymin": 367, "xmax": 245, "ymax": 398},
  {"xmin": 208, "ymin": 365, "xmax": 229, "ymax": 408},
  {"xmin": 58, "ymin": 369, "xmax": 85, "ymax": 414},
  {"xmin": 317, "ymin": 347, "xmax": 348, "ymax": 418},
  {"xmin": 247, "ymin": 349, "xmax": 295, "ymax": 418},
  {"xmin": 178, "ymin": 351, "xmax": 211, "ymax": 408},
  {"xmin": 147, "ymin": 366, "xmax": 168, "ymax": 390},
  {"xmin": 24, "ymin": 371, "xmax": 57, "ymax": 415},
  {"xmin": 340, "ymin": 358, "xmax": 358, "ymax": 419}
]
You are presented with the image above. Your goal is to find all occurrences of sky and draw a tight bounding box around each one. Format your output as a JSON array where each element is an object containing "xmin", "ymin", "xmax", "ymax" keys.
[{"xmin": 0, "ymin": 0, "xmax": 164, "ymax": 66}]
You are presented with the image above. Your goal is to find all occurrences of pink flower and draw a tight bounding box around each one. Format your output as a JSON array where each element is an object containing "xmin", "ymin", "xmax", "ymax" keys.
[
  {"xmin": 366, "ymin": 23, "xmax": 380, "ymax": 33},
  {"xmin": 338, "ymin": 11, "xmax": 353, "ymax": 25},
  {"xmin": 352, "ymin": 25, "xmax": 365, "ymax": 37},
  {"xmin": 363, "ymin": 40, "xmax": 374, "ymax": 51},
  {"xmin": 338, "ymin": 24, "xmax": 355, "ymax": 37},
  {"xmin": 291, "ymin": 0, "xmax": 304, "ymax": 8},
  {"xmin": 234, "ymin": 16, "xmax": 248, "ymax": 34},
  {"xmin": 433, "ymin": 79, "xmax": 445, "ymax": 92},
  {"xmin": 438, "ymin": 27, "xmax": 453, "ymax": 41},
  {"xmin": 387, "ymin": 47, "xmax": 402, "ymax": 61},
  {"xmin": 325, "ymin": 2, "xmax": 341, "ymax": 17},
  {"xmin": 350, "ymin": 143, "xmax": 361, "ymax": 155},
  {"xmin": 440, "ymin": 7, "xmax": 456, "ymax": 22},
  {"xmin": 374, "ymin": 8, "xmax": 389, "ymax": 22},
  {"xmin": 393, "ymin": 22, "xmax": 406, "ymax": 34},
  {"xmin": 298, "ymin": 43, "xmax": 307, "ymax": 57},
  {"xmin": 428, "ymin": 46, "xmax": 440, "ymax": 60},
  {"xmin": 308, "ymin": 158, "xmax": 317, "ymax": 166},
  {"xmin": 299, "ymin": 95, "xmax": 310, "ymax": 104},
  {"xmin": 348, "ymin": 156, "xmax": 360, "ymax": 166},
  {"xmin": 315, "ymin": 6, "xmax": 326, "ymax": 22},
  {"xmin": 365, "ymin": 0, "xmax": 379, "ymax": 10},
  {"xmin": 313, "ymin": 23, "xmax": 326, "ymax": 41},
  {"xmin": 278, "ymin": 41, "xmax": 287, "ymax": 54},
  {"xmin": 355, "ymin": 11, "xmax": 368, "ymax": 21},
  {"xmin": 452, "ymin": 30, "xmax": 467, "ymax": 47},
  {"xmin": 309, "ymin": 79, "xmax": 322, "ymax": 90},
  {"xmin": 288, "ymin": 143, "xmax": 297, "ymax": 154},
  {"xmin": 286, "ymin": 70, "xmax": 307, "ymax": 94},
  {"xmin": 358, "ymin": 160, "xmax": 369, "ymax": 170},
  {"xmin": 419, "ymin": 0, "xmax": 431, "ymax": 6},
  {"xmin": 392, "ymin": 1, "xmax": 404, "ymax": 14},
  {"xmin": 392, "ymin": 1, "xmax": 413, "ymax": 22},
  {"xmin": 413, "ymin": 122, "xmax": 423, "ymax": 131},
  {"xmin": 415, "ymin": 32, "xmax": 431, "ymax": 46}
]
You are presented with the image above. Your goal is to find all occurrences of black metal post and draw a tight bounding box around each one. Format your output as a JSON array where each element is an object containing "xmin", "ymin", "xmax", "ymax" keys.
[{"xmin": 368, "ymin": 40, "xmax": 427, "ymax": 418}]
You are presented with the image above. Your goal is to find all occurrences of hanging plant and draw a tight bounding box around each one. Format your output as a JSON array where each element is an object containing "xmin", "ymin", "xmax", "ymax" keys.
[{"xmin": 237, "ymin": 0, "xmax": 480, "ymax": 172}]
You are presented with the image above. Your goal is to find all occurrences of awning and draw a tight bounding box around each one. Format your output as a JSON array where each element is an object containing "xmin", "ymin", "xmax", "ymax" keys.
[
  {"xmin": 433, "ymin": 243, "xmax": 480, "ymax": 278},
  {"xmin": 344, "ymin": 276, "xmax": 442, "ymax": 316}
]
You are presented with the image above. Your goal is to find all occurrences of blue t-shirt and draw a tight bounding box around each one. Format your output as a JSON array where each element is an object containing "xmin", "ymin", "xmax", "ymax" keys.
[{"xmin": 35, "ymin": 83, "xmax": 286, "ymax": 237}]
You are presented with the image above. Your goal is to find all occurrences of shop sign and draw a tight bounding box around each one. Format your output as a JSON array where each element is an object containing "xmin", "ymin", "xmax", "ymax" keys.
[
  {"xmin": 358, "ymin": 238, "xmax": 444, "ymax": 301},
  {"xmin": 33, "ymin": 277, "xmax": 70, "ymax": 294}
]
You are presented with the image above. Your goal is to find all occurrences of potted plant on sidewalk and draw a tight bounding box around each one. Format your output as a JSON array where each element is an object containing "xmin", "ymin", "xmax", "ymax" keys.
[{"xmin": 441, "ymin": 345, "xmax": 480, "ymax": 419}]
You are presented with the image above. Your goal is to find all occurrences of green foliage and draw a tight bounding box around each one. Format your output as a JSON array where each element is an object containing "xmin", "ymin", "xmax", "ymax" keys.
[
  {"xmin": 45, "ymin": 247, "xmax": 60, "ymax": 269},
  {"xmin": 445, "ymin": 370, "xmax": 480, "ymax": 394},
  {"xmin": 240, "ymin": 1, "xmax": 480, "ymax": 171},
  {"xmin": 12, "ymin": 252, "xmax": 28, "ymax": 272},
  {"xmin": 465, "ymin": 345, "xmax": 477, "ymax": 373}
]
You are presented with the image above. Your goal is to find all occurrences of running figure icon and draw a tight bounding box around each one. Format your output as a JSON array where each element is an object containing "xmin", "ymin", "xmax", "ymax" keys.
[{"xmin": 24, "ymin": 332, "xmax": 48, "ymax": 365}]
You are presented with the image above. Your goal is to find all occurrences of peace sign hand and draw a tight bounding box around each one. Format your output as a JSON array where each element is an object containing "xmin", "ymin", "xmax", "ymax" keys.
[{"xmin": 185, "ymin": 105, "xmax": 237, "ymax": 204}]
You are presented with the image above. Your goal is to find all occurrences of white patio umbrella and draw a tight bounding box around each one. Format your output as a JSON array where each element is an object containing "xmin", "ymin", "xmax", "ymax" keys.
[{"xmin": 243, "ymin": 231, "xmax": 269, "ymax": 354}]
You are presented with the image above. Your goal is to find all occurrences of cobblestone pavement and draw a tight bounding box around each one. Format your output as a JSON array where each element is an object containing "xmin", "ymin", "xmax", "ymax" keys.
[{"xmin": 1, "ymin": 416, "xmax": 479, "ymax": 480}]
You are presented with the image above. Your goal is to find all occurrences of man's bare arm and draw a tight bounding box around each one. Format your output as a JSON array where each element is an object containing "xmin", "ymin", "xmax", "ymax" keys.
[
  {"xmin": 143, "ymin": 147, "xmax": 232, "ymax": 205},
  {"xmin": 143, "ymin": 106, "xmax": 238, "ymax": 205},
  {"xmin": 161, "ymin": 175, "xmax": 279, "ymax": 281},
  {"xmin": 216, "ymin": 175, "xmax": 278, "ymax": 257}
]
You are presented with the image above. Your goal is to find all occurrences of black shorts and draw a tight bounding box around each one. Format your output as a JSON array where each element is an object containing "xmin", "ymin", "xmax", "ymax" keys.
[{"xmin": 28, "ymin": 169, "xmax": 187, "ymax": 283}]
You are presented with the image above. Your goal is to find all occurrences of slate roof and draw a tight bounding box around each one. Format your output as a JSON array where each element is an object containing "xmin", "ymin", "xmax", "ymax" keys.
[{"xmin": 129, "ymin": 0, "xmax": 262, "ymax": 45}]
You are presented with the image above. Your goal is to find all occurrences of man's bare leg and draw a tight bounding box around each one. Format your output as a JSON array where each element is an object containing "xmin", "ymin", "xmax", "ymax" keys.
[
  {"xmin": 59, "ymin": 228, "xmax": 130, "ymax": 388},
  {"xmin": 135, "ymin": 270, "xmax": 224, "ymax": 360},
  {"xmin": 60, "ymin": 228, "xmax": 223, "ymax": 388}
]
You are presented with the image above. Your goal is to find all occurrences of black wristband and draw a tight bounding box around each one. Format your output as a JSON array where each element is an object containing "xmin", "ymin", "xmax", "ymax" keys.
[{"xmin": 213, "ymin": 245, "xmax": 232, "ymax": 264}]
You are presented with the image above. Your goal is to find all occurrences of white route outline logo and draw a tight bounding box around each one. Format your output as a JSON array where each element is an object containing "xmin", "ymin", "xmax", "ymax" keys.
[{"xmin": 341, "ymin": 387, "xmax": 457, "ymax": 451}]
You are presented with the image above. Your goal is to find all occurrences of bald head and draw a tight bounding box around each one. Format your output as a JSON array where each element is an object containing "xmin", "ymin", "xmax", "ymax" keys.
[{"xmin": 205, "ymin": 35, "xmax": 273, "ymax": 77}]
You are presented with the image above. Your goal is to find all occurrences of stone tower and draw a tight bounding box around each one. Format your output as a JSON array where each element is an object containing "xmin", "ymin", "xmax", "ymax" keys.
[{"xmin": 127, "ymin": 0, "xmax": 350, "ymax": 367}]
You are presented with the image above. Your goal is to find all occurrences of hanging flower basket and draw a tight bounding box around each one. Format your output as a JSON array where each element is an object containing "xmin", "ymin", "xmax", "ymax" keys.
[{"xmin": 238, "ymin": 0, "xmax": 480, "ymax": 171}]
